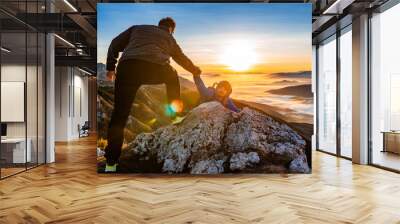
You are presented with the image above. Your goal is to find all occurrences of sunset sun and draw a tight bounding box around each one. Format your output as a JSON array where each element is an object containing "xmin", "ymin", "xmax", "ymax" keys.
[{"xmin": 219, "ymin": 40, "xmax": 259, "ymax": 72}]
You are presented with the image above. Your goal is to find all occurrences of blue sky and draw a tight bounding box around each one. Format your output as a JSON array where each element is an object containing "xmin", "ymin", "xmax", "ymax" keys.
[{"xmin": 97, "ymin": 3, "xmax": 311, "ymax": 74}]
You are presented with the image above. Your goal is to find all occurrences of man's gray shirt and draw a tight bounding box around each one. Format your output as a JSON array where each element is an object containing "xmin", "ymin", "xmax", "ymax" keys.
[{"xmin": 106, "ymin": 25, "xmax": 196, "ymax": 74}]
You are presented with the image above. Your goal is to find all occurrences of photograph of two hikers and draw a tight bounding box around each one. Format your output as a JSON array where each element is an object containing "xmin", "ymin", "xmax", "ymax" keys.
[{"xmin": 97, "ymin": 3, "xmax": 313, "ymax": 174}]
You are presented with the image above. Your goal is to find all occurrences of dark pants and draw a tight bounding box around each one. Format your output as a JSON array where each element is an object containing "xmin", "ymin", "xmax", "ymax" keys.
[{"xmin": 105, "ymin": 59, "xmax": 180, "ymax": 165}]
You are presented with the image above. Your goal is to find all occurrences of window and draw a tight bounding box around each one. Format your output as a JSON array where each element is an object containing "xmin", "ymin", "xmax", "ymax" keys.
[
  {"xmin": 0, "ymin": 1, "xmax": 46, "ymax": 179},
  {"xmin": 317, "ymin": 35, "xmax": 337, "ymax": 154},
  {"xmin": 339, "ymin": 27, "xmax": 352, "ymax": 158},
  {"xmin": 370, "ymin": 2, "xmax": 400, "ymax": 171}
]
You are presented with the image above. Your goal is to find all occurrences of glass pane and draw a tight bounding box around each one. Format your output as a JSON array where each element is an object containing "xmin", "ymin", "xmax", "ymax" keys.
[
  {"xmin": 339, "ymin": 28, "xmax": 352, "ymax": 158},
  {"xmin": 38, "ymin": 32, "xmax": 45, "ymax": 165},
  {"xmin": 27, "ymin": 31, "xmax": 38, "ymax": 169},
  {"xmin": 1, "ymin": 30, "xmax": 27, "ymax": 177},
  {"xmin": 26, "ymin": 0, "xmax": 40, "ymax": 169},
  {"xmin": 317, "ymin": 36, "xmax": 337, "ymax": 154},
  {"xmin": 0, "ymin": 1, "xmax": 46, "ymax": 178},
  {"xmin": 371, "ymin": 4, "xmax": 400, "ymax": 171}
]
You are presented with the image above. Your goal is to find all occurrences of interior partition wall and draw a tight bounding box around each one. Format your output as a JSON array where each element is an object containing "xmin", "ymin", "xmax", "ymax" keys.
[
  {"xmin": 54, "ymin": 66, "xmax": 90, "ymax": 141},
  {"xmin": 370, "ymin": 1, "xmax": 400, "ymax": 172},
  {"xmin": 0, "ymin": 1, "xmax": 47, "ymax": 179},
  {"xmin": 316, "ymin": 24, "xmax": 353, "ymax": 159}
]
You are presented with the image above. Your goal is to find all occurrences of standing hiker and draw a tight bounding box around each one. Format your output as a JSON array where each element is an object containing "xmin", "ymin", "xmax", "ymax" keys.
[{"xmin": 104, "ymin": 17, "xmax": 201, "ymax": 172}]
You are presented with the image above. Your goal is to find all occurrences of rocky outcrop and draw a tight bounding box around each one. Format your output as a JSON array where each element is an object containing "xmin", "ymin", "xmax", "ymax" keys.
[
  {"xmin": 230, "ymin": 152, "xmax": 260, "ymax": 171},
  {"xmin": 109, "ymin": 102, "xmax": 310, "ymax": 174}
]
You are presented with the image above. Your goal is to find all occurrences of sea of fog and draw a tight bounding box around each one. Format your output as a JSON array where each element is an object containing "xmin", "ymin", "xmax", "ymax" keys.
[{"xmin": 180, "ymin": 73, "xmax": 313, "ymax": 117}]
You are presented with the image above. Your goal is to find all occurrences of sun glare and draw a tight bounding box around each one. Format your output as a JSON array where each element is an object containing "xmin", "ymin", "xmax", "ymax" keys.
[{"xmin": 219, "ymin": 40, "xmax": 259, "ymax": 72}]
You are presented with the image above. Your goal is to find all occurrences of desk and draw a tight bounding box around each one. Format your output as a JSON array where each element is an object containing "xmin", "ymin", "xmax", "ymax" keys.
[
  {"xmin": 1, "ymin": 138, "xmax": 31, "ymax": 163},
  {"xmin": 382, "ymin": 131, "xmax": 400, "ymax": 154}
]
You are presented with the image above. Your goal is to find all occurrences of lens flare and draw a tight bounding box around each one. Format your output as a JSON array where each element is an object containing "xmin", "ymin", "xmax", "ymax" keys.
[
  {"xmin": 170, "ymin": 100, "xmax": 184, "ymax": 113},
  {"xmin": 147, "ymin": 118, "xmax": 157, "ymax": 126},
  {"xmin": 165, "ymin": 100, "xmax": 184, "ymax": 117}
]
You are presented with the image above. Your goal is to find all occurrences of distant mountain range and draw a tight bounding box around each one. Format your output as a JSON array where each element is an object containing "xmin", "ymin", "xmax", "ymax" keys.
[
  {"xmin": 267, "ymin": 84, "xmax": 313, "ymax": 98},
  {"xmin": 269, "ymin": 71, "xmax": 311, "ymax": 79},
  {"xmin": 268, "ymin": 80, "xmax": 299, "ymax": 85}
]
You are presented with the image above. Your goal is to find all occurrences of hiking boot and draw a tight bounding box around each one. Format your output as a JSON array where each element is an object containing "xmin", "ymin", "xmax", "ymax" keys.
[
  {"xmin": 105, "ymin": 163, "xmax": 118, "ymax": 173},
  {"xmin": 172, "ymin": 115, "xmax": 185, "ymax": 124}
]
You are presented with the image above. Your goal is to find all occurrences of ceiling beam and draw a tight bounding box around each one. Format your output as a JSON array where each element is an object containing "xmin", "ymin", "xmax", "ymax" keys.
[
  {"xmin": 55, "ymin": 55, "xmax": 96, "ymax": 72},
  {"xmin": 322, "ymin": 0, "xmax": 356, "ymax": 14},
  {"xmin": 66, "ymin": 13, "xmax": 97, "ymax": 46}
]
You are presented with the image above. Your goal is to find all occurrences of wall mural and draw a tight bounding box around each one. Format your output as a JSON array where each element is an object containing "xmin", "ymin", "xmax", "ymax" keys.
[{"xmin": 97, "ymin": 3, "xmax": 313, "ymax": 174}]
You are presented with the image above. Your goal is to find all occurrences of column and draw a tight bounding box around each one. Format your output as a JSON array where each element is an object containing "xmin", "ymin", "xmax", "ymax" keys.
[{"xmin": 352, "ymin": 14, "xmax": 369, "ymax": 164}]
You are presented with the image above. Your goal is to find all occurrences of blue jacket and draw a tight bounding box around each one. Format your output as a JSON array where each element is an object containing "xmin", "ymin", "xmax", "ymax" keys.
[{"xmin": 193, "ymin": 75, "xmax": 240, "ymax": 113}]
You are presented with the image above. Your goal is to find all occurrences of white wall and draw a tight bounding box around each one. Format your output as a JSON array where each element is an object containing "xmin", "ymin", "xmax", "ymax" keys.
[
  {"xmin": 55, "ymin": 66, "xmax": 69, "ymax": 141},
  {"xmin": 1, "ymin": 65, "xmax": 26, "ymax": 139},
  {"xmin": 0, "ymin": 65, "xmax": 38, "ymax": 138},
  {"xmin": 72, "ymin": 72, "xmax": 89, "ymax": 138},
  {"xmin": 1, "ymin": 63, "xmax": 46, "ymax": 164},
  {"xmin": 55, "ymin": 67, "xmax": 89, "ymax": 141}
]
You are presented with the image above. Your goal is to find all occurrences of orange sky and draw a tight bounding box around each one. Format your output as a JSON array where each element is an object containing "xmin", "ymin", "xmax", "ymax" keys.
[
  {"xmin": 170, "ymin": 35, "xmax": 312, "ymax": 75},
  {"xmin": 98, "ymin": 4, "xmax": 312, "ymax": 75},
  {"xmin": 172, "ymin": 58, "xmax": 311, "ymax": 75}
]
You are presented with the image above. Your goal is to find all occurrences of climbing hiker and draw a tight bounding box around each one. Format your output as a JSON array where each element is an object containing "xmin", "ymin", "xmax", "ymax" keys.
[{"xmin": 192, "ymin": 74, "xmax": 240, "ymax": 113}]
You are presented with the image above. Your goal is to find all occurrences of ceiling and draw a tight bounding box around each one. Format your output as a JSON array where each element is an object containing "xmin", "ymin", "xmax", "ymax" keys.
[{"xmin": 0, "ymin": 0, "xmax": 392, "ymax": 74}]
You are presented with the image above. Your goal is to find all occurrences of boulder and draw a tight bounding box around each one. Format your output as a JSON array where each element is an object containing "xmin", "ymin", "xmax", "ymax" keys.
[
  {"xmin": 113, "ymin": 102, "xmax": 310, "ymax": 174},
  {"xmin": 230, "ymin": 152, "xmax": 260, "ymax": 171}
]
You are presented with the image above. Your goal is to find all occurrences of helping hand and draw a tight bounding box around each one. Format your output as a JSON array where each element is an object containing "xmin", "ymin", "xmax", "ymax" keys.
[
  {"xmin": 193, "ymin": 66, "xmax": 202, "ymax": 77},
  {"xmin": 106, "ymin": 71, "xmax": 116, "ymax": 81}
]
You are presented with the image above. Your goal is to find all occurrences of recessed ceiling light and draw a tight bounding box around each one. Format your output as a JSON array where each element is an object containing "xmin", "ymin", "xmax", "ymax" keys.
[
  {"xmin": 54, "ymin": 34, "xmax": 75, "ymax": 48},
  {"xmin": 322, "ymin": 0, "xmax": 355, "ymax": 15},
  {"xmin": 63, "ymin": 0, "xmax": 78, "ymax": 12},
  {"xmin": 78, "ymin": 67, "xmax": 92, "ymax": 76},
  {"xmin": 1, "ymin": 47, "xmax": 11, "ymax": 53}
]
